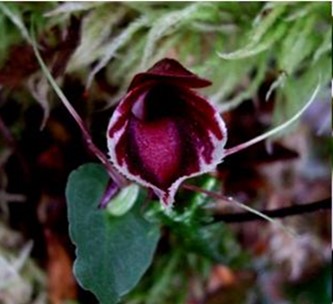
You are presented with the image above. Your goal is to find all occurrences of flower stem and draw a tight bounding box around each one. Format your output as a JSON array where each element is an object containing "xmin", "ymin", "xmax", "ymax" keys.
[{"xmin": 31, "ymin": 29, "xmax": 127, "ymax": 187}]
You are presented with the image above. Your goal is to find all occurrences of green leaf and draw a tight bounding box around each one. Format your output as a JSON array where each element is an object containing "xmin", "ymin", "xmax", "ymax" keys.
[{"xmin": 66, "ymin": 163, "xmax": 160, "ymax": 304}]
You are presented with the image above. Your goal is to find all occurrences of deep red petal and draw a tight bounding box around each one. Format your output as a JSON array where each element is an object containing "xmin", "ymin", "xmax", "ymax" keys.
[{"xmin": 128, "ymin": 58, "xmax": 211, "ymax": 90}]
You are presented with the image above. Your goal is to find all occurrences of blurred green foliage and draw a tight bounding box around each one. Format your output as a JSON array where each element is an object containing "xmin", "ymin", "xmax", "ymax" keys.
[{"xmin": 0, "ymin": 2, "xmax": 331, "ymax": 115}]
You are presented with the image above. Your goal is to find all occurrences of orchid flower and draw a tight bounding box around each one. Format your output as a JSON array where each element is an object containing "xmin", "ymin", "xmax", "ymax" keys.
[
  {"xmin": 107, "ymin": 59, "xmax": 227, "ymax": 208},
  {"xmin": 33, "ymin": 36, "xmax": 318, "ymax": 210}
]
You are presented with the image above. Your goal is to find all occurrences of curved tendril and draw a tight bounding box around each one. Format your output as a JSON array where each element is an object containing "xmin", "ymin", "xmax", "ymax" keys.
[
  {"xmin": 31, "ymin": 26, "xmax": 127, "ymax": 187},
  {"xmin": 224, "ymin": 83, "xmax": 321, "ymax": 158}
]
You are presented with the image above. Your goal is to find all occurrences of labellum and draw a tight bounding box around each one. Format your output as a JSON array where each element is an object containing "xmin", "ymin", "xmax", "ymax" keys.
[{"xmin": 107, "ymin": 58, "xmax": 227, "ymax": 208}]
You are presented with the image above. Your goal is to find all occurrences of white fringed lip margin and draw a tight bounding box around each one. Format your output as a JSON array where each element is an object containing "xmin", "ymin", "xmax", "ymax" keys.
[{"xmin": 107, "ymin": 97, "xmax": 228, "ymax": 209}]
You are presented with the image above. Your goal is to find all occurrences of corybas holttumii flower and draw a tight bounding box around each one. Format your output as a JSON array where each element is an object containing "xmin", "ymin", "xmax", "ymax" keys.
[{"xmin": 107, "ymin": 58, "xmax": 227, "ymax": 208}]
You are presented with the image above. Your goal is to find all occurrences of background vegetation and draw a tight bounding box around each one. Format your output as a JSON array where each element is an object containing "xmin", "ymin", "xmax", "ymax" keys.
[{"xmin": 0, "ymin": 2, "xmax": 331, "ymax": 304}]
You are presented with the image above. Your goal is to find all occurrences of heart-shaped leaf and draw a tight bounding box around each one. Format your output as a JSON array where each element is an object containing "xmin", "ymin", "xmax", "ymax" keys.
[{"xmin": 66, "ymin": 163, "xmax": 160, "ymax": 304}]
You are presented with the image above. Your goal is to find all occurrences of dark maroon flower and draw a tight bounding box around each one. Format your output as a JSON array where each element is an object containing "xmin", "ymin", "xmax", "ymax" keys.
[{"xmin": 107, "ymin": 58, "xmax": 227, "ymax": 208}]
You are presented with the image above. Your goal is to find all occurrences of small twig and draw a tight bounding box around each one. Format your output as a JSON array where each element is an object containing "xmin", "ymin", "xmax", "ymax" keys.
[
  {"xmin": 182, "ymin": 183, "xmax": 330, "ymax": 232},
  {"xmin": 212, "ymin": 197, "xmax": 331, "ymax": 223}
]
